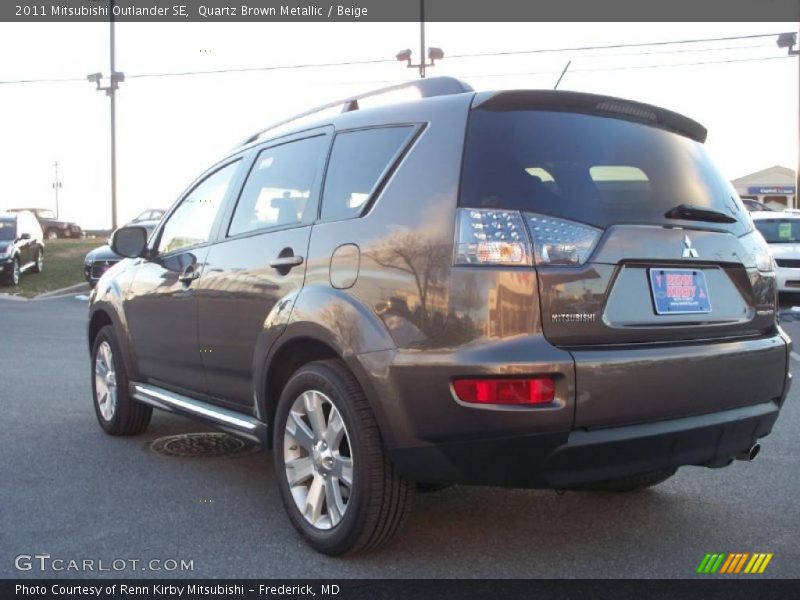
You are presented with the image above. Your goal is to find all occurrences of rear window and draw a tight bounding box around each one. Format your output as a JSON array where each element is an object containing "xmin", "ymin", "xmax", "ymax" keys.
[
  {"xmin": 459, "ymin": 109, "xmax": 749, "ymax": 234},
  {"xmin": 754, "ymin": 218, "xmax": 800, "ymax": 243}
]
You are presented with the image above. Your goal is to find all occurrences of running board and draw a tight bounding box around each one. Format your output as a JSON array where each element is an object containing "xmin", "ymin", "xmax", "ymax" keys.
[{"xmin": 131, "ymin": 383, "xmax": 266, "ymax": 444}]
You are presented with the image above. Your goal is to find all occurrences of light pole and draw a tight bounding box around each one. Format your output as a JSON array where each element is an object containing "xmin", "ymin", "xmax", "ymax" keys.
[
  {"xmin": 87, "ymin": 3, "xmax": 124, "ymax": 230},
  {"xmin": 777, "ymin": 31, "xmax": 800, "ymax": 208},
  {"xmin": 52, "ymin": 161, "xmax": 62, "ymax": 218}
]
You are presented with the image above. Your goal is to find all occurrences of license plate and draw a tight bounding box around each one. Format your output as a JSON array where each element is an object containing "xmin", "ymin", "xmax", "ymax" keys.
[{"xmin": 649, "ymin": 268, "xmax": 711, "ymax": 315}]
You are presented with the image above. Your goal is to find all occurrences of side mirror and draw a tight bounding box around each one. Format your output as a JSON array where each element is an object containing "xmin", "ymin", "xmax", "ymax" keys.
[
  {"xmin": 111, "ymin": 226, "xmax": 148, "ymax": 258},
  {"xmin": 19, "ymin": 233, "xmax": 31, "ymax": 240}
]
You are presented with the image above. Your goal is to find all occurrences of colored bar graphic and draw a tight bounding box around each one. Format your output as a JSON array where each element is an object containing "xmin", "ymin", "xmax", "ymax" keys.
[{"xmin": 698, "ymin": 552, "xmax": 773, "ymax": 574}]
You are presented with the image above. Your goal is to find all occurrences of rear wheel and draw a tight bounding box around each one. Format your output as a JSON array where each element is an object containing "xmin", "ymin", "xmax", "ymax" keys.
[
  {"xmin": 46, "ymin": 229, "xmax": 59, "ymax": 240},
  {"xmin": 91, "ymin": 325, "xmax": 152, "ymax": 436},
  {"xmin": 576, "ymin": 467, "xmax": 677, "ymax": 492},
  {"xmin": 274, "ymin": 359, "xmax": 414, "ymax": 555},
  {"xmin": 32, "ymin": 248, "xmax": 43, "ymax": 274}
]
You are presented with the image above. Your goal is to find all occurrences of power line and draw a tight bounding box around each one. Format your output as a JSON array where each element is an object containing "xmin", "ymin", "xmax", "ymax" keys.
[
  {"xmin": 0, "ymin": 57, "xmax": 397, "ymax": 85},
  {"xmin": 445, "ymin": 32, "xmax": 794, "ymax": 60}
]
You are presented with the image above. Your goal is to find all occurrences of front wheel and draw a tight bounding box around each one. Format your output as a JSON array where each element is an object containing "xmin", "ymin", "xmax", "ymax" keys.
[
  {"xmin": 46, "ymin": 229, "xmax": 59, "ymax": 240},
  {"xmin": 91, "ymin": 325, "xmax": 152, "ymax": 436},
  {"xmin": 273, "ymin": 359, "xmax": 414, "ymax": 555},
  {"xmin": 4, "ymin": 258, "xmax": 20, "ymax": 286}
]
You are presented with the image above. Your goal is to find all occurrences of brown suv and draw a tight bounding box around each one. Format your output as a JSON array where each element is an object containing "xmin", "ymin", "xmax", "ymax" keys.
[{"xmin": 87, "ymin": 78, "xmax": 791, "ymax": 555}]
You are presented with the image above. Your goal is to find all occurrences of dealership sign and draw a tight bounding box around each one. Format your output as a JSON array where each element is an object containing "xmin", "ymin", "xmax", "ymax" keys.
[{"xmin": 747, "ymin": 186, "xmax": 796, "ymax": 194}]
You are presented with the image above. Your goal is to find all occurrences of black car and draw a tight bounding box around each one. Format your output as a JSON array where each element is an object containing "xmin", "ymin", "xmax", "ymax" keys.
[
  {"xmin": 88, "ymin": 78, "xmax": 790, "ymax": 555},
  {"xmin": 84, "ymin": 220, "xmax": 159, "ymax": 288},
  {"xmin": 0, "ymin": 211, "xmax": 45, "ymax": 286},
  {"xmin": 8, "ymin": 207, "xmax": 82, "ymax": 239}
]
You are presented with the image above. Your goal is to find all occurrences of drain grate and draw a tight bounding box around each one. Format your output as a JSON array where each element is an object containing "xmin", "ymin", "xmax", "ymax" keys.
[{"xmin": 149, "ymin": 432, "xmax": 258, "ymax": 458}]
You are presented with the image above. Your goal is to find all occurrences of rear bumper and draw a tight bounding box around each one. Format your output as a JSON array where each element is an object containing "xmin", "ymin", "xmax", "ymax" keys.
[
  {"xmin": 362, "ymin": 331, "xmax": 791, "ymax": 488},
  {"xmin": 388, "ymin": 400, "xmax": 784, "ymax": 488}
]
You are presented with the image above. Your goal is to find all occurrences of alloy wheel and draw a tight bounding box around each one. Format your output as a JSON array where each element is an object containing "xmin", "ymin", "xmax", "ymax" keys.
[
  {"xmin": 12, "ymin": 261, "xmax": 20, "ymax": 285},
  {"xmin": 283, "ymin": 390, "xmax": 353, "ymax": 530},
  {"xmin": 94, "ymin": 341, "xmax": 117, "ymax": 421}
]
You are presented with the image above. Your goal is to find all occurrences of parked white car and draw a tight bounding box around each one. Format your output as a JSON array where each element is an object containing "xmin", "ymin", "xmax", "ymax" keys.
[{"xmin": 751, "ymin": 211, "xmax": 800, "ymax": 293}]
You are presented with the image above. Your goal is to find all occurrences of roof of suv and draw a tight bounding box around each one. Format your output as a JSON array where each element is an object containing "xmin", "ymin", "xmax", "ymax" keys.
[{"xmin": 236, "ymin": 76, "xmax": 707, "ymax": 154}]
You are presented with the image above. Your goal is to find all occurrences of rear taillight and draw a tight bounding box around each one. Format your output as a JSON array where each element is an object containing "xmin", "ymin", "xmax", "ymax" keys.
[
  {"xmin": 452, "ymin": 377, "xmax": 555, "ymax": 405},
  {"xmin": 455, "ymin": 208, "xmax": 601, "ymax": 267},
  {"xmin": 524, "ymin": 213, "xmax": 602, "ymax": 266},
  {"xmin": 455, "ymin": 209, "xmax": 531, "ymax": 266}
]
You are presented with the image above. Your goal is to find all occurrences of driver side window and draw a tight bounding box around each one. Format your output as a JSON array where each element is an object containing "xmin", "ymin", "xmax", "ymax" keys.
[{"xmin": 158, "ymin": 161, "xmax": 240, "ymax": 254}]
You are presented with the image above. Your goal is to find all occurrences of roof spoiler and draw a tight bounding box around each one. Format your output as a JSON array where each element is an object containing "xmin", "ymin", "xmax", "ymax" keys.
[{"xmin": 473, "ymin": 90, "xmax": 707, "ymax": 143}]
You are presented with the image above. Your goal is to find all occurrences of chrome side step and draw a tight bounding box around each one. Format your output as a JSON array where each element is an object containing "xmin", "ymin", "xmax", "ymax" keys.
[{"xmin": 131, "ymin": 383, "xmax": 266, "ymax": 444}]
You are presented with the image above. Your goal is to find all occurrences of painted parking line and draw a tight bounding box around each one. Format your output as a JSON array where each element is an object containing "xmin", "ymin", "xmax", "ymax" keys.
[{"xmin": 791, "ymin": 352, "xmax": 800, "ymax": 363}]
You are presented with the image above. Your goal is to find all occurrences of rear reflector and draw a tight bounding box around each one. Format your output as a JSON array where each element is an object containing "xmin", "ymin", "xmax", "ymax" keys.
[{"xmin": 453, "ymin": 377, "xmax": 555, "ymax": 405}]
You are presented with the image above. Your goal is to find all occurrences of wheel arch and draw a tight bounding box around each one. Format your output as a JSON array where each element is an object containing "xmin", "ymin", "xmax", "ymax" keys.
[
  {"xmin": 88, "ymin": 303, "xmax": 140, "ymax": 380},
  {"xmin": 257, "ymin": 287, "xmax": 398, "ymax": 449}
]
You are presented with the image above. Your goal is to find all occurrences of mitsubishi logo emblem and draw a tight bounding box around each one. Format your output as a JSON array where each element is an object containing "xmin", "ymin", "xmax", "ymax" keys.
[{"xmin": 682, "ymin": 235, "xmax": 699, "ymax": 258}]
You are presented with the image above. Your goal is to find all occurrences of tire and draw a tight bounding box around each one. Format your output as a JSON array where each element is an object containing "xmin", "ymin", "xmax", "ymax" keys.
[
  {"xmin": 91, "ymin": 325, "xmax": 152, "ymax": 436},
  {"xmin": 32, "ymin": 248, "xmax": 43, "ymax": 274},
  {"xmin": 4, "ymin": 258, "xmax": 20, "ymax": 286},
  {"xmin": 273, "ymin": 359, "xmax": 414, "ymax": 555},
  {"xmin": 575, "ymin": 467, "xmax": 677, "ymax": 492},
  {"xmin": 46, "ymin": 229, "xmax": 59, "ymax": 240}
]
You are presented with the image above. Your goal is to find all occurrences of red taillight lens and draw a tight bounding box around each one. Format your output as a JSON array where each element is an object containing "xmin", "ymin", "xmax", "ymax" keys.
[{"xmin": 452, "ymin": 377, "xmax": 555, "ymax": 405}]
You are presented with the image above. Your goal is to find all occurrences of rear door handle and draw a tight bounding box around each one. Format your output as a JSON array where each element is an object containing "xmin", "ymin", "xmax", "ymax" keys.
[{"xmin": 269, "ymin": 255, "xmax": 304, "ymax": 270}]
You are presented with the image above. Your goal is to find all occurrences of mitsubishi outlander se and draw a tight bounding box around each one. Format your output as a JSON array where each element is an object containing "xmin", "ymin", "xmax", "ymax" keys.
[{"xmin": 87, "ymin": 77, "xmax": 791, "ymax": 555}]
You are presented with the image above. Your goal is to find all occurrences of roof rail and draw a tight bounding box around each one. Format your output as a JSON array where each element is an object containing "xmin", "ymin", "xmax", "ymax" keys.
[{"xmin": 239, "ymin": 76, "xmax": 473, "ymax": 147}]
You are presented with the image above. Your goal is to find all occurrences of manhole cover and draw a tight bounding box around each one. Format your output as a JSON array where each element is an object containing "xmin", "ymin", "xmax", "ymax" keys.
[{"xmin": 149, "ymin": 433, "xmax": 258, "ymax": 458}]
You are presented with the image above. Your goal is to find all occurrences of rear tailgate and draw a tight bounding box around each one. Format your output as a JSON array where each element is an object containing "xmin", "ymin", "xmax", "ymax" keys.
[{"xmin": 460, "ymin": 91, "xmax": 786, "ymax": 427}]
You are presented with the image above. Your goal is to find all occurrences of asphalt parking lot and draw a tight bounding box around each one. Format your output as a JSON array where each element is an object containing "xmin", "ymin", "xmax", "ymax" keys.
[{"xmin": 3, "ymin": 294, "xmax": 800, "ymax": 579}]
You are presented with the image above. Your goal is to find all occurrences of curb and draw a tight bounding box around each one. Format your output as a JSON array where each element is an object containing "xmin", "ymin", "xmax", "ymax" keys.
[{"xmin": 34, "ymin": 282, "xmax": 90, "ymax": 300}]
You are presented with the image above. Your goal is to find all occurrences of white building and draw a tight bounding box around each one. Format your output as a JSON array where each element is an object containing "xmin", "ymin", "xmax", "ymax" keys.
[{"xmin": 732, "ymin": 165, "xmax": 797, "ymax": 210}]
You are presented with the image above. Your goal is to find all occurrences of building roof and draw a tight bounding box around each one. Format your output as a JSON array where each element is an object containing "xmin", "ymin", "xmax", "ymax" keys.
[{"xmin": 732, "ymin": 165, "xmax": 796, "ymax": 186}]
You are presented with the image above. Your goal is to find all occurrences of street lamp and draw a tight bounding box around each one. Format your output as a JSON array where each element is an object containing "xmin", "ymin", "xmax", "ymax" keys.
[{"xmin": 395, "ymin": 47, "xmax": 445, "ymax": 78}]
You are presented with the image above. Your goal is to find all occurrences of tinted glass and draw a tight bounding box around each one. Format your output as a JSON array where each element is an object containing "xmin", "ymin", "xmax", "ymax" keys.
[
  {"xmin": 460, "ymin": 110, "xmax": 748, "ymax": 234},
  {"xmin": 0, "ymin": 219, "xmax": 15, "ymax": 241},
  {"xmin": 321, "ymin": 127, "xmax": 413, "ymax": 222},
  {"xmin": 159, "ymin": 161, "xmax": 239, "ymax": 254},
  {"xmin": 228, "ymin": 136, "xmax": 328, "ymax": 237},
  {"xmin": 754, "ymin": 218, "xmax": 800, "ymax": 243}
]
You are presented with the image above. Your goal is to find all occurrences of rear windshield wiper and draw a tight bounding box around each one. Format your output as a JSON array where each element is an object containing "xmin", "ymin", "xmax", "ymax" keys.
[{"xmin": 664, "ymin": 204, "xmax": 737, "ymax": 224}]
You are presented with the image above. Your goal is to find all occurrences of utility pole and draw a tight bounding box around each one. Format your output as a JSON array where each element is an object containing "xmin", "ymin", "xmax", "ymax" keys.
[
  {"xmin": 109, "ymin": 1, "xmax": 118, "ymax": 230},
  {"xmin": 419, "ymin": 0, "xmax": 426, "ymax": 79},
  {"xmin": 52, "ymin": 161, "xmax": 62, "ymax": 218},
  {"xmin": 777, "ymin": 31, "xmax": 799, "ymax": 208},
  {"xmin": 87, "ymin": 0, "xmax": 124, "ymax": 230}
]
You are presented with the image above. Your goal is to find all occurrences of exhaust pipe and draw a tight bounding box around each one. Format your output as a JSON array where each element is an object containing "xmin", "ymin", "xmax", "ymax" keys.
[{"xmin": 735, "ymin": 443, "xmax": 761, "ymax": 462}]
